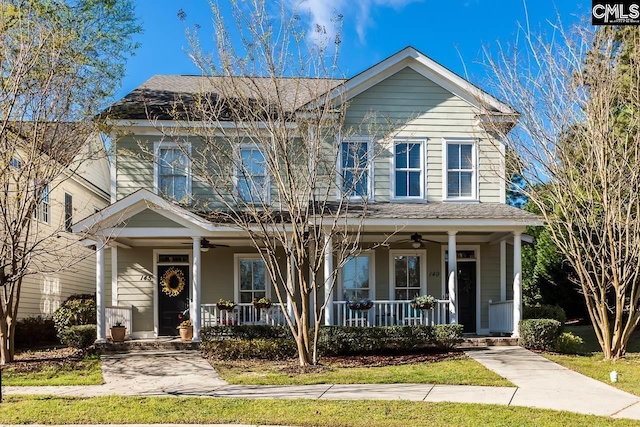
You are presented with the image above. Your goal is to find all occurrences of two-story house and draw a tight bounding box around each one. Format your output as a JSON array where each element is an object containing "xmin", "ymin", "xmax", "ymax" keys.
[{"xmin": 73, "ymin": 47, "xmax": 541, "ymax": 342}]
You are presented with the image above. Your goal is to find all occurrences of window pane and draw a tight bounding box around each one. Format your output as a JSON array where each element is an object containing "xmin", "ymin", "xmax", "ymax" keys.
[
  {"xmin": 356, "ymin": 142, "xmax": 368, "ymax": 168},
  {"xmin": 173, "ymin": 177, "xmax": 187, "ymax": 201},
  {"xmin": 355, "ymin": 171, "xmax": 367, "ymax": 197},
  {"xmin": 253, "ymin": 261, "xmax": 266, "ymax": 290},
  {"xmin": 408, "ymin": 143, "xmax": 421, "ymax": 168},
  {"xmin": 447, "ymin": 144, "xmax": 459, "ymax": 169},
  {"xmin": 395, "ymin": 144, "xmax": 407, "ymax": 169},
  {"xmin": 395, "ymin": 289, "xmax": 408, "ymax": 300},
  {"xmin": 407, "ymin": 256, "xmax": 420, "ymax": 287},
  {"xmin": 395, "ymin": 256, "xmax": 407, "ymax": 287},
  {"xmin": 341, "ymin": 142, "xmax": 354, "ymax": 168},
  {"xmin": 460, "ymin": 144, "xmax": 473, "ymax": 169},
  {"xmin": 240, "ymin": 292, "xmax": 253, "ymax": 303},
  {"xmin": 460, "ymin": 172, "xmax": 473, "ymax": 197},
  {"xmin": 395, "ymin": 171, "xmax": 407, "ymax": 197},
  {"xmin": 242, "ymin": 148, "xmax": 265, "ymax": 175},
  {"xmin": 448, "ymin": 172, "xmax": 460, "ymax": 197},
  {"xmin": 408, "ymin": 171, "xmax": 420, "ymax": 196},
  {"xmin": 356, "ymin": 257, "xmax": 369, "ymax": 288}
]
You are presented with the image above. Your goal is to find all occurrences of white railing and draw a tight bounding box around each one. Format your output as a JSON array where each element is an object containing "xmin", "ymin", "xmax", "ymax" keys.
[
  {"xmin": 332, "ymin": 299, "xmax": 450, "ymax": 327},
  {"xmin": 488, "ymin": 299, "xmax": 514, "ymax": 334},
  {"xmin": 105, "ymin": 306, "xmax": 133, "ymax": 334},
  {"xmin": 201, "ymin": 303, "xmax": 287, "ymax": 327}
]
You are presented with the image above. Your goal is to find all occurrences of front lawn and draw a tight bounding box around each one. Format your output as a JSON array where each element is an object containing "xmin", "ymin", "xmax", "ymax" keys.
[
  {"xmin": 1, "ymin": 348, "xmax": 103, "ymax": 386},
  {"xmin": 544, "ymin": 325, "xmax": 640, "ymax": 396},
  {"xmin": 0, "ymin": 395, "xmax": 637, "ymax": 426},
  {"xmin": 212, "ymin": 352, "xmax": 513, "ymax": 386}
]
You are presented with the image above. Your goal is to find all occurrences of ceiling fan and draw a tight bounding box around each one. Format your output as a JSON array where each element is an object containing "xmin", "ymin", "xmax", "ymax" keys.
[
  {"xmin": 395, "ymin": 233, "xmax": 438, "ymax": 248},
  {"xmin": 182, "ymin": 238, "xmax": 229, "ymax": 252}
]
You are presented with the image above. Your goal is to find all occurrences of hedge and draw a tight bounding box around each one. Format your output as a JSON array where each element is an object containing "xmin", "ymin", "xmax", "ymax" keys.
[
  {"xmin": 58, "ymin": 324, "xmax": 97, "ymax": 349},
  {"xmin": 15, "ymin": 316, "xmax": 58, "ymax": 348},
  {"xmin": 518, "ymin": 319, "xmax": 562, "ymax": 351}
]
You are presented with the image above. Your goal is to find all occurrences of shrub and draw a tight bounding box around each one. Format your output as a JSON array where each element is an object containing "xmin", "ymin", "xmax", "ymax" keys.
[
  {"xmin": 553, "ymin": 332, "xmax": 584, "ymax": 354},
  {"xmin": 15, "ymin": 316, "xmax": 58, "ymax": 348},
  {"xmin": 519, "ymin": 319, "xmax": 562, "ymax": 351},
  {"xmin": 316, "ymin": 325, "xmax": 435, "ymax": 356},
  {"xmin": 52, "ymin": 294, "xmax": 96, "ymax": 332},
  {"xmin": 523, "ymin": 305, "xmax": 567, "ymax": 325},
  {"xmin": 433, "ymin": 324, "xmax": 464, "ymax": 350},
  {"xmin": 201, "ymin": 325, "xmax": 292, "ymax": 341},
  {"xmin": 202, "ymin": 338, "xmax": 297, "ymax": 360},
  {"xmin": 58, "ymin": 324, "xmax": 97, "ymax": 349}
]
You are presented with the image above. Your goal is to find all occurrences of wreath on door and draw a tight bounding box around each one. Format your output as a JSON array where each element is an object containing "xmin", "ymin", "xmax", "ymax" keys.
[{"xmin": 160, "ymin": 267, "xmax": 186, "ymax": 297}]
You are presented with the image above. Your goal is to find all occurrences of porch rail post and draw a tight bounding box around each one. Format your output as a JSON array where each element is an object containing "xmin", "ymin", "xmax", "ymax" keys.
[
  {"xmin": 447, "ymin": 231, "xmax": 457, "ymax": 324},
  {"xmin": 512, "ymin": 231, "xmax": 522, "ymax": 338},
  {"xmin": 192, "ymin": 237, "xmax": 201, "ymax": 342},
  {"xmin": 95, "ymin": 238, "xmax": 106, "ymax": 343},
  {"xmin": 323, "ymin": 233, "xmax": 334, "ymax": 326}
]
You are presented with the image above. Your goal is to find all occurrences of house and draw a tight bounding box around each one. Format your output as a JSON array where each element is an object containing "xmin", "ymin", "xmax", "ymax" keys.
[{"xmin": 72, "ymin": 46, "xmax": 541, "ymax": 342}]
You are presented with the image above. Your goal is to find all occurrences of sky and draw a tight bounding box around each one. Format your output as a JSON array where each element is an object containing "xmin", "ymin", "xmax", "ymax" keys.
[{"xmin": 116, "ymin": 0, "xmax": 589, "ymax": 101}]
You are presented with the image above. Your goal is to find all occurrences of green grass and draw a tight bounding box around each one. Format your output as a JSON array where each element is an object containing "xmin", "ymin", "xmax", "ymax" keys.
[
  {"xmin": 1, "ymin": 354, "xmax": 103, "ymax": 386},
  {"xmin": 0, "ymin": 395, "xmax": 637, "ymax": 426},
  {"xmin": 213, "ymin": 356, "xmax": 513, "ymax": 386},
  {"xmin": 544, "ymin": 325, "xmax": 640, "ymax": 396}
]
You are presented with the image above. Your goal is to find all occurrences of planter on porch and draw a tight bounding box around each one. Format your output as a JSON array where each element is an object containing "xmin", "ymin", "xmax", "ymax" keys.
[
  {"xmin": 346, "ymin": 298, "xmax": 374, "ymax": 311},
  {"xmin": 110, "ymin": 325, "xmax": 126, "ymax": 342},
  {"xmin": 410, "ymin": 295, "xmax": 436, "ymax": 311},
  {"xmin": 253, "ymin": 297, "xmax": 272, "ymax": 310},
  {"xmin": 217, "ymin": 299, "xmax": 237, "ymax": 311},
  {"xmin": 178, "ymin": 320, "xmax": 193, "ymax": 342}
]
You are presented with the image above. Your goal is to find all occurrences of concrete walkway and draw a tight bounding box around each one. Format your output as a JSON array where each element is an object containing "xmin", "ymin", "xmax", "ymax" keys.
[{"xmin": 4, "ymin": 347, "xmax": 640, "ymax": 421}]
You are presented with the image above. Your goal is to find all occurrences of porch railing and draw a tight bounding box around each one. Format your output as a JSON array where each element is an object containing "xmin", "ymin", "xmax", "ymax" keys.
[
  {"xmin": 332, "ymin": 299, "xmax": 450, "ymax": 327},
  {"xmin": 105, "ymin": 306, "xmax": 133, "ymax": 334},
  {"xmin": 488, "ymin": 299, "xmax": 514, "ymax": 335},
  {"xmin": 201, "ymin": 303, "xmax": 287, "ymax": 327}
]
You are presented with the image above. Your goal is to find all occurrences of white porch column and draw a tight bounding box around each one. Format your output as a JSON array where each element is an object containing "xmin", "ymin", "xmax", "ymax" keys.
[
  {"xmin": 111, "ymin": 247, "xmax": 118, "ymax": 307},
  {"xmin": 512, "ymin": 231, "xmax": 523, "ymax": 338},
  {"xmin": 323, "ymin": 233, "xmax": 334, "ymax": 326},
  {"xmin": 191, "ymin": 237, "xmax": 201, "ymax": 342},
  {"xmin": 447, "ymin": 231, "xmax": 457, "ymax": 324},
  {"xmin": 95, "ymin": 239, "xmax": 106, "ymax": 343},
  {"xmin": 500, "ymin": 240, "xmax": 507, "ymax": 301}
]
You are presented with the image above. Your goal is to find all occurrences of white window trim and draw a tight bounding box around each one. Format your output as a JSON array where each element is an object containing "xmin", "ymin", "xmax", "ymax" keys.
[
  {"xmin": 234, "ymin": 143, "xmax": 271, "ymax": 205},
  {"xmin": 388, "ymin": 249, "xmax": 427, "ymax": 301},
  {"xmin": 153, "ymin": 141, "xmax": 192, "ymax": 201},
  {"xmin": 338, "ymin": 252, "xmax": 376, "ymax": 300},
  {"xmin": 390, "ymin": 138, "xmax": 426, "ymax": 201},
  {"xmin": 234, "ymin": 253, "xmax": 271, "ymax": 303},
  {"xmin": 442, "ymin": 137, "xmax": 478, "ymax": 202},
  {"xmin": 336, "ymin": 136, "xmax": 374, "ymax": 202}
]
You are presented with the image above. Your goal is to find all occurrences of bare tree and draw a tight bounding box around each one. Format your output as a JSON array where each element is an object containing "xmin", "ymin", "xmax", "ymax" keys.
[
  {"xmin": 483, "ymin": 23, "xmax": 640, "ymax": 360},
  {"xmin": 0, "ymin": 0, "xmax": 139, "ymax": 363}
]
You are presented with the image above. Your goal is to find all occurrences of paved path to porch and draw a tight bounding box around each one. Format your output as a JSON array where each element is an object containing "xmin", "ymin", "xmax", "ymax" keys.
[{"xmin": 4, "ymin": 347, "xmax": 640, "ymax": 421}]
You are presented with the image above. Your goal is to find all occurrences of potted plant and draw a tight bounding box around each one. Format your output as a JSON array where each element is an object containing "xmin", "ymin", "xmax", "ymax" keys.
[
  {"xmin": 216, "ymin": 298, "xmax": 236, "ymax": 311},
  {"xmin": 177, "ymin": 319, "xmax": 193, "ymax": 342},
  {"xmin": 346, "ymin": 298, "xmax": 373, "ymax": 311},
  {"xmin": 253, "ymin": 297, "xmax": 272, "ymax": 310},
  {"xmin": 110, "ymin": 320, "xmax": 126, "ymax": 342},
  {"xmin": 411, "ymin": 295, "xmax": 436, "ymax": 310}
]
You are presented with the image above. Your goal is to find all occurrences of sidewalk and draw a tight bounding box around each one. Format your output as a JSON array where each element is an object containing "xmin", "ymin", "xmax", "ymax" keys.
[{"xmin": 4, "ymin": 347, "xmax": 640, "ymax": 421}]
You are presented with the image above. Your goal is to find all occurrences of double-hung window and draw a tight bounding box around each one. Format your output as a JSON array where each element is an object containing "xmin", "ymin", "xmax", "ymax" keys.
[
  {"xmin": 394, "ymin": 141, "xmax": 423, "ymax": 199},
  {"xmin": 156, "ymin": 143, "xmax": 190, "ymax": 203},
  {"xmin": 340, "ymin": 139, "xmax": 370, "ymax": 199},
  {"xmin": 64, "ymin": 193, "xmax": 73, "ymax": 232},
  {"xmin": 237, "ymin": 146, "xmax": 267, "ymax": 203},
  {"xmin": 34, "ymin": 184, "xmax": 50, "ymax": 223},
  {"xmin": 445, "ymin": 139, "xmax": 476, "ymax": 199}
]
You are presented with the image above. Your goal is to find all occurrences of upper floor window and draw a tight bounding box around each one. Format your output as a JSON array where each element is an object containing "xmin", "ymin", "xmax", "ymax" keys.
[
  {"xmin": 394, "ymin": 141, "xmax": 424, "ymax": 199},
  {"xmin": 340, "ymin": 139, "xmax": 370, "ymax": 199},
  {"xmin": 64, "ymin": 193, "xmax": 73, "ymax": 232},
  {"xmin": 34, "ymin": 184, "xmax": 50, "ymax": 223},
  {"xmin": 237, "ymin": 146, "xmax": 267, "ymax": 203},
  {"xmin": 155, "ymin": 142, "xmax": 190, "ymax": 203},
  {"xmin": 445, "ymin": 139, "xmax": 476, "ymax": 200}
]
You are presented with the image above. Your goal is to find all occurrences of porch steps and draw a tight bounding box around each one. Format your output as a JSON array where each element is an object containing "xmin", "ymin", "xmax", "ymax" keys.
[
  {"xmin": 96, "ymin": 337, "xmax": 200, "ymax": 353},
  {"xmin": 460, "ymin": 336, "xmax": 519, "ymax": 347}
]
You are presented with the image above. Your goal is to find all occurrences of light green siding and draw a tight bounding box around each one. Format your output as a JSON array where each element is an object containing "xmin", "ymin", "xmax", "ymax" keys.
[
  {"xmin": 116, "ymin": 136, "xmax": 154, "ymax": 199},
  {"xmin": 125, "ymin": 209, "xmax": 186, "ymax": 228},
  {"xmin": 480, "ymin": 243, "xmax": 501, "ymax": 330},
  {"xmin": 117, "ymin": 247, "xmax": 154, "ymax": 332}
]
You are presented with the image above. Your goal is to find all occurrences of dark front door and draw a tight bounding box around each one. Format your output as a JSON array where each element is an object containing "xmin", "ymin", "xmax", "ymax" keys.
[
  {"xmin": 158, "ymin": 264, "xmax": 190, "ymax": 336},
  {"xmin": 457, "ymin": 262, "xmax": 477, "ymax": 333}
]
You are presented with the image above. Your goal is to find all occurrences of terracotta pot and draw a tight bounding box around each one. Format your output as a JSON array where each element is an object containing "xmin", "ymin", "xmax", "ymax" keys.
[
  {"xmin": 179, "ymin": 326, "xmax": 193, "ymax": 342},
  {"xmin": 110, "ymin": 326, "xmax": 126, "ymax": 342}
]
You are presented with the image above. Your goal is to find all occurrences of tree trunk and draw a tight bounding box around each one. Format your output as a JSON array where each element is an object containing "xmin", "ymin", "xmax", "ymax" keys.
[{"xmin": 0, "ymin": 318, "xmax": 12, "ymax": 364}]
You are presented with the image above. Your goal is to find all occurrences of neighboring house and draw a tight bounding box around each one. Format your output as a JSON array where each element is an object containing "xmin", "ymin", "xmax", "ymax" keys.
[
  {"xmin": 73, "ymin": 46, "xmax": 541, "ymax": 342},
  {"xmin": 15, "ymin": 135, "xmax": 111, "ymax": 318}
]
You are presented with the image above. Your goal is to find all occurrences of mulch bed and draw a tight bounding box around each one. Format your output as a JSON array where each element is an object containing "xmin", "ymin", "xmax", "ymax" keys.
[{"xmin": 2, "ymin": 347, "xmax": 90, "ymax": 373}]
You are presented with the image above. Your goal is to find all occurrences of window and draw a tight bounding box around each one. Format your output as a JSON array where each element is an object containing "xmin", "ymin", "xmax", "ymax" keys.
[
  {"xmin": 34, "ymin": 184, "xmax": 49, "ymax": 223},
  {"xmin": 340, "ymin": 140, "xmax": 370, "ymax": 198},
  {"xmin": 237, "ymin": 146, "xmax": 267, "ymax": 203},
  {"xmin": 394, "ymin": 141, "xmax": 423, "ymax": 198},
  {"xmin": 238, "ymin": 258, "xmax": 268, "ymax": 303},
  {"xmin": 342, "ymin": 255, "xmax": 371, "ymax": 300},
  {"xmin": 155, "ymin": 144, "xmax": 190, "ymax": 202},
  {"xmin": 64, "ymin": 193, "xmax": 73, "ymax": 232},
  {"xmin": 394, "ymin": 255, "xmax": 422, "ymax": 300},
  {"xmin": 445, "ymin": 140, "xmax": 476, "ymax": 199},
  {"xmin": 10, "ymin": 157, "xmax": 21, "ymax": 168}
]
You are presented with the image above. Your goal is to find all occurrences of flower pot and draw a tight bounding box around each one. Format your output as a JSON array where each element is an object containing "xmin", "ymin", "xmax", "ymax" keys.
[
  {"xmin": 110, "ymin": 326, "xmax": 126, "ymax": 342},
  {"xmin": 410, "ymin": 302, "xmax": 433, "ymax": 310},
  {"xmin": 253, "ymin": 303, "xmax": 272, "ymax": 310},
  {"xmin": 179, "ymin": 326, "xmax": 193, "ymax": 342},
  {"xmin": 217, "ymin": 304, "xmax": 236, "ymax": 311}
]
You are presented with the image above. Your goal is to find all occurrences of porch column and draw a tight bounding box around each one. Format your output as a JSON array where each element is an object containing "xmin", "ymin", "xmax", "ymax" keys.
[
  {"xmin": 500, "ymin": 240, "xmax": 506, "ymax": 301},
  {"xmin": 95, "ymin": 238, "xmax": 106, "ymax": 343},
  {"xmin": 191, "ymin": 237, "xmax": 201, "ymax": 342},
  {"xmin": 447, "ymin": 231, "xmax": 457, "ymax": 324},
  {"xmin": 512, "ymin": 231, "xmax": 522, "ymax": 338},
  {"xmin": 111, "ymin": 247, "xmax": 118, "ymax": 307},
  {"xmin": 323, "ymin": 233, "xmax": 334, "ymax": 326}
]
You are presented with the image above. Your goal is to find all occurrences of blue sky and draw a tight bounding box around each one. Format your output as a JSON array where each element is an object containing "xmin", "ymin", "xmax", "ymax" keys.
[{"xmin": 117, "ymin": 0, "xmax": 588, "ymax": 100}]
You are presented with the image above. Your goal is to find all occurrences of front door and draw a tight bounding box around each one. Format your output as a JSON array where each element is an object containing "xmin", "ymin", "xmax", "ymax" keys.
[
  {"xmin": 457, "ymin": 262, "xmax": 477, "ymax": 333},
  {"xmin": 158, "ymin": 264, "xmax": 190, "ymax": 336}
]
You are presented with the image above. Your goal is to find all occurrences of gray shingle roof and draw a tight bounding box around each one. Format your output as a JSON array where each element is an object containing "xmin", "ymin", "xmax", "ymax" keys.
[{"xmin": 353, "ymin": 202, "xmax": 541, "ymax": 222}]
